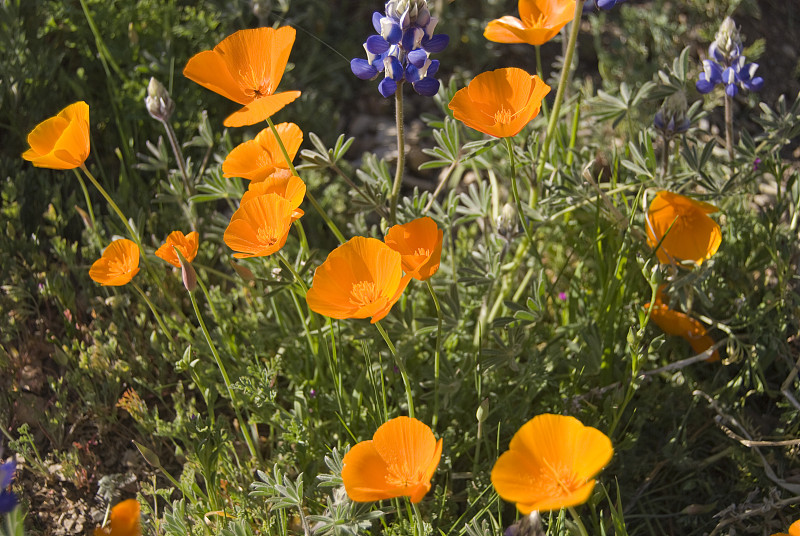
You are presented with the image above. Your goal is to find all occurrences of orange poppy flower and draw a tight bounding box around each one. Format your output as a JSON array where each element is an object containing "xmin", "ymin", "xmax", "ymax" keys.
[
  {"xmin": 448, "ymin": 68, "xmax": 551, "ymax": 138},
  {"xmin": 240, "ymin": 169, "xmax": 305, "ymax": 220},
  {"xmin": 491, "ymin": 414, "xmax": 613, "ymax": 514},
  {"xmin": 89, "ymin": 239, "xmax": 140, "ymax": 286},
  {"xmin": 155, "ymin": 231, "xmax": 200, "ymax": 268},
  {"xmin": 306, "ymin": 237, "xmax": 411, "ymax": 324},
  {"xmin": 222, "ymin": 122, "xmax": 303, "ymax": 182},
  {"xmin": 183, "ymin": 27, "xmax": 301, "ymax": 127},
  {"xmin": 484, "ymin": 0, "xmax": 576, "ymax": 46},
  {"xmin": 645, "ymin": 191, "xmax": 721, "ymax": 265},
  {"xmin": 772, "ymin": 520, "xmax": 800, "ymax": 536},
  {"xmin": 342, "ymin": 416, "xmax": 443, "ymax": 503},
  {"xmin": 645, "ymin": 288, "xmax": 719, "ymax": 362},
  {"xmin": 223, "ymin": 193, "xmax": 294, "ymax": 258},
  {"xmin": 384, "ymin": 217, "xmax": 443, "ymax": 281},
  {"xmin": 22, "ymin": 101, "xmax": 90, "ymax": 170},
  {"xmin": 94, "ymin": 498, "xmax": 141, "ymax": 536}
]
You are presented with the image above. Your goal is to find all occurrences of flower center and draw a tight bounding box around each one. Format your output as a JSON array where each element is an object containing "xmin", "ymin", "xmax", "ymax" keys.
[
  {"xmin": 414, "ymin": 247, "xmax": 431, "ymax": 257},
  {"xmin": 350, "ymin": 281, "xmax": 379, "ymax": 306},
  {"xmin": 493, "ymin": 107, "xmax": 515, "ymax": 125},
  {"xmin": 524, "ymin": 12, "xmax": 549, "ymax": 29},
  {"xmin": 257, "ymin": 225, "xmax": 280, "ymax": 246},
  {"xmin": 239, "ymin": 68, "xmax": 270, "ymax": 99},
  {"xmin": 540, "ymin": 459, "xmax": 582, "ymax": 498}
]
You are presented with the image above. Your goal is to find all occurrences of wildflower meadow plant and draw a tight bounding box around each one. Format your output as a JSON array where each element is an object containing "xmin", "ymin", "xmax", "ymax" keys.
[{"xmin": 9, "ymin": 0, "xmax": 800, "ymax": 534}]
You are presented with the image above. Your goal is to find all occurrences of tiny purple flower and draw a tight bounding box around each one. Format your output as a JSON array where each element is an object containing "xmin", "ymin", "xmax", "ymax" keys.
[
  {"xmin": 753, "ymin": 158, "xmax": 761, "ymax": 171},
  {"xmin": 558, "ymin": 292, "xmax": 568, "ymax": 301}
]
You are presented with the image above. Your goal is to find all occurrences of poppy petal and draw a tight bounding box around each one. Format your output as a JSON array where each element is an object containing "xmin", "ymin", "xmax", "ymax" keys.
[{"xmin": 223, "ymin": 91, "xmax": 302, "ymax": 127}]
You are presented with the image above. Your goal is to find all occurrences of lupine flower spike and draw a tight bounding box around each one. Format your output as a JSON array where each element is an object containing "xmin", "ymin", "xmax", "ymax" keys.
[
  {"xmin": 183, "ymin": 27, "xmax": 301, "ymax": 127},
  {"xmin": 22, "ymin": 101, "xmax": 90, "ymax": 169},
  {"xmin": 0, "ymin": 457, "xmax": 17, "ymax": 514},
  {"xmin": 696, "ymin": 17, "xmax": 763, "ymax": 97},
  {"xmin": 491, "ymin": 414, "xmax": 613, "ymax": 513},
  {"xmin": 351, "ymin": 0, "xmax": 449, "ymax": 97},
  {"xmin": 484, "ymin": 0, "xmax": 576, "ymax": 46},
  {"xmin": 342, "ymin": 416, "xmax": 443, "ymax": 502}
]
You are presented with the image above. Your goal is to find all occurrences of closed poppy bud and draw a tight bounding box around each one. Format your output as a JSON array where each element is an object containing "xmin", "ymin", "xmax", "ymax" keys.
[
  {"xmin": 230, "ymin": 260, "xmax": 256, "ymax": 281},
  {"xmin": 384, "ymin": 216, "xmax": 443, "ymax": 280},
  {"xmin": 306, "ymin": 237, "xmax": 411, "ymax": 323},
  {"xmin": 645, "ymin": 191, "xmax": 721, "ymax": 266},
  {"xmin": 178, "ymin": 254, "xmax": 197, "ymax": 293},
  {"xmin": 491, "ymin": 414, "xmax": 613, "ymax": 514},
  {"xmin": 155, "ymin": 231, "xmax": 199, "ymax": 268},
  {"xmin": 183, "ymin": 27, "xmax": 301, "ymax": 127},
  {"xmin": 89, "ymin": 239, "xmax": 140, "ymax": 286},
  {"xmin": 484, "ymin": 0, "xmax": 576, "ymax": 46},
  {"xmin": 94, "ymin": 499, "xmax": 141, "ymax": 536},
  {"xmin": 22, "ymin": 101, "xmax": 90, "ymax": 170},
  {"xmin": 145, "ymin": 77, "xmax": 175, "ymax": 122},
  {"xmin": 342, "ymin": 416, "xmax": 442, "ymax": 503},
  {"xmin": 449, "ymin": 68, "xmax": 551, "ymax": 138}
]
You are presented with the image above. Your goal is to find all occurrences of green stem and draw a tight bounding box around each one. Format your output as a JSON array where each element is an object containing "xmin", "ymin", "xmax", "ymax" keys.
[
  {"xmin": 535, "ymin": 0, "xmax": 583, "ymax": 181},
  {"xmin": 389, "ymin": 84, "xmax": 406, "ymax": 225},
  {"xmin": 566, "ymin": 94, "xmax": 581, "ymax": 169},
  {"xmin": 535, "ymin": 45, "xmax": 543, "ymax": 79},
  {"xmin": 504, "ymin": 137, "xmax": 533, "ymax": 243},
  {"xmin": 188, "ymin": 289, "xmax": 259, "ymax": 460},
  {"xmin": 132, "ymin": 282, "xmax": 173, "ymax": 341},
  {"xmin": 265, "ymin": 117, "xmax": 346, "ymax": 243},
  {"xmin": 375, "ymin": 320, "xmax": 415, "ymax": 418},
  {"xmin": 426, "ymin": 280, "xmax": 443, "ymax": 431},
  {"xmin": 412, "ymin": 501, "xmax": 425, "ymax": 536},
  {"xmin": 276, "ymin": 252, "xmax": 308, "ymax": 294},
  {"xmin": 72, "ymin": 169, "xmax": 96, "ymax": 229},
  {"xmin": 724, "ymin": 92, "xmax": 734, "ymax": 162},
  {"xmin": 568, "ymin": 506, "xmax": 589, "ymax": 536}
]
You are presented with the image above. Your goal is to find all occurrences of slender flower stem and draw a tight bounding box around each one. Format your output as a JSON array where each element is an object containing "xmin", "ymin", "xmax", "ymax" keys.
[
  {"xmin": 276, "ymin": 252, "xmax": 308, "ymax": 295},
  {"xmin": 375, "ymin": 320, "xmax": 415, "ymax": 418},
  {"xmin": 411, "ymin": 501, "xmax": 425, "ymax": 536},
  {"xmin": 535, "ymin": 45, "xmax": 543, "ymax": 79},
  {"xmin": 426, "ymin": 280, "xmax": 443, "ymax": 430},
  {"xmin": 72, "ymin": 169, "xmax": 96, "ymax": 229},
  {"xmin": 389, "ymin": 84, "xmax": 406, "ymax": 225},
  {"xmin": 265, "ymin": 117, "xmax": 346, "ymax": 244},
  {"xmin": 132, "ymin": 282, "xmax": 173, "ymax": 341},
  {"xmin": 160, "ymin": 118, "xmax": 192, "ymax": 194},
  {"xmin": 188, "ymin": 288, "xmax": 259, "ymax": 460},
  {"xmin": 504, "ymin": 137, "xmax": 534, "ymax": 243},
  {"xmin": 535, "ymin": 0, "xmax": 583, "ymax": 182},
  {"xmin": 568, "ymin": 506, "xmax": 590, "ymax": 536},
  {"xmin": 724, "ymin": 93, "xmax": 735, "ymax": 161}
]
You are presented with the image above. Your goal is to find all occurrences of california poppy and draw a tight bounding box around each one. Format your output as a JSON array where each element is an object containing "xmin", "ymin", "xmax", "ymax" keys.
[
  {"xmin": 306, "ymin": 237, "xmax": 411, "ymax": 323},
  {"xmin": 645, "ymin": 191, "xmax": 721, "ymax": 265},
  {"xmin": 772, "ymin": 520, "xmax": 800, "ymax": 536},
  {"xmin": 645, "ymin": 287, "xmax": 719, "ymax": 362},
  {"xmin": 491, "ymin": 414, "xmax": 613, "ymax": 513},
  {"xmin": 240, "ymin": 170, "xmax": 305, "ymax": 220},
  {"xmin": 222, "ymin": 122, "xmax": 303, "ymax": 182},
  {"xmin": 94, "ymin": 498, "xmax": 141, "ymax": 536},
  {"xmin": 22, "ymin": 101, "xmax": 90, "ymax": 170},
  {"xmin": 484, "ymin": 0, "xmax": 576, "ymax": 46},
  {"xmin": 384, "ymin": 217, "xmax": 443, "ymax": 281},
  {"xmin": 448, "ymin": 68, "xmax": 551, "ymax": 138},
  {"xmin": 223, "ymin": 193, "xmax": 294, "ymax": 258},
  {"xmin": 183, "ymin": 27, "xmax": 301, "ymax": 127},
  {"xmin": 89, "ymin": 239, "xmax": 140, "ymax": 286},
  {"xmin": 155, "ymin": 231, "xmax": 199, "ymax": 268},
  {"xmin": 342, "ymin": 416, "xmax": 443, "ymax": 503}
]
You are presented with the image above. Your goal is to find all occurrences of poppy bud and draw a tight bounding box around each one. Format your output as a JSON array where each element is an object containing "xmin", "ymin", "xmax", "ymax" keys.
[{"xmin": 145, "ymin": 77, "xmax": 175, "ymax": 122}]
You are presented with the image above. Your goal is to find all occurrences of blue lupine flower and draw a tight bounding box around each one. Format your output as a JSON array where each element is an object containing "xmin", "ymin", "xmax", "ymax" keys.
[
  {"xmin": 596, "ymin": 0, "xmax": 626, "ymax": 10},
  {"xmin": 0, "ymin": 459, "xmax": 17, "ymax": 514},
  {"xmin": 654, "ymin": 92, "xmax": 690, "ymax": 136},
  {"xmin": 350, "ymin": 0, "xmax": 449, "ymax": 97},
  {"xmin": 696, "ymin": 17, "xmax": 763, "ymax": 96}
]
